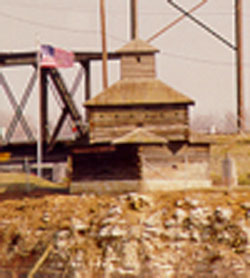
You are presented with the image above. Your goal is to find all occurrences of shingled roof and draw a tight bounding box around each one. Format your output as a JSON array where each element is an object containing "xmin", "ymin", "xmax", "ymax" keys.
[
  {"xmin": 84, "ymin": 78, "xmax": 194, "ymax": 107},
  {"xmin": 116, "ymin": 38, "xmax": 159, "ymax": 54}
]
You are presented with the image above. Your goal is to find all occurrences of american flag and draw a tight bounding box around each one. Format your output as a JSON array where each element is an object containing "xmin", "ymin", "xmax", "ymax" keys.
[{"xmin": 40, "ymin": 45, "xmax": 74, "ymax": 68}]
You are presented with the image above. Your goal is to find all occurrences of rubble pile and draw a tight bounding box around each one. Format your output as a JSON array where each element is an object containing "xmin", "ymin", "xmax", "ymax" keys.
[{"xmin": 0, "ymin": 189, "xmax": 250, "ymax": 277}]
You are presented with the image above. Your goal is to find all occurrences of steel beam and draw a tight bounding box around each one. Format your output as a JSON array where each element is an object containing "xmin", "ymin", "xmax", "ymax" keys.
[
  {"xmin": 40, "ymin": 68, "xmax": 49, "ymax": 143},
  {"xmin": 0, "ymin": 73, "xmax": 35, "ymax": 142},
  {"xmin": 47, "ymin": 108, "xmax": 68, "ymax": 152},
  {"xmin": 48, "ymin": 67, "xmax": 84, "ymax": 151},
  {"xmin": 0, "ymin": 51, "xmax": 120, "ymax": 67},
  {"xmin": 47, "ymin": 68, "xmax": 87, "ymax": 138},
  {"xmin": 147, "ymin": 0, "xmax": 207, "ymax": 42},
  {"xmin": 166, "ymin": 0, "xmax": 236, "ymax": 50},
  {"xmin": 0, "ymin": 140, "xmax": 71, "ymax": 163},
  {"xmin": 82, "ymin": 61, "xmax": 91, "ymax": 121}
]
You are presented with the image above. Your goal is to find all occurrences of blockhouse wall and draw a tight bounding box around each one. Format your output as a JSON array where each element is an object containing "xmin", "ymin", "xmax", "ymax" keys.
[
  {"xmin": 139, "ymin": 144, "xmax": 210, "ymax": 182},
  {"xmin": 72, "ymin": 145, "xmax": 140, "ymax": 181},
  {"xmin": 88, "ymin": 105, "xmax": 189, "ymax": 143},
  {"xmin": 120, "ymin": 54, "xmax": 156, "ymax": 79}
]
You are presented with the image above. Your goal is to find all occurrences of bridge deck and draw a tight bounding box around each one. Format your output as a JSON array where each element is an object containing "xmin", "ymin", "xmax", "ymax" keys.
[
  {"xmin": 0, "ymin": 51, "xmax": 120, "ymax": 66},
  {"xmin": 0, "ymin": 140, "xmax": 75, "ymax": 163}
]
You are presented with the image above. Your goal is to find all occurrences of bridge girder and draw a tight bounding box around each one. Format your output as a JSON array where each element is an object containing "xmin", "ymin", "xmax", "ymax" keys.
[{"xmin": 0, "ymin": 50, "xmax": 120, "ymax": 162}]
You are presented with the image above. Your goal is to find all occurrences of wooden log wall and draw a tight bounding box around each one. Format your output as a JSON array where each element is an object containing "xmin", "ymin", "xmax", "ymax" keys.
[
  {"xmin": 88, "ymin": 105, "xmax": 189, "ymax": 143},
  {"xmin": 120, "ymin": 55, "xmax": 156, "ymax": 79},
  {"xmin": 139, "ymin": 144, "xmax": 210, "ymax": 181}
]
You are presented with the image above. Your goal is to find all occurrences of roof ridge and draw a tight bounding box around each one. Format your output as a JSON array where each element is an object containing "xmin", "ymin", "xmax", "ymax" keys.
[
  {"xmin": 112, "ymin": 127, "xmax": 167, "ymax": 144},
  {"xmin": 116, "ymin": 38, "xmax": 159, "ymax": 54}
]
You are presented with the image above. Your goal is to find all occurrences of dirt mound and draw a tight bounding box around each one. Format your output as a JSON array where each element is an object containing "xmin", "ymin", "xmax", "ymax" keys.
[
  {"xmin": 0, "ymin": 172, "xmax": 67, "ymax": 194},
  {"xmin": 0, "ymin": 188, "xmax": 250, "ymax": 277}
]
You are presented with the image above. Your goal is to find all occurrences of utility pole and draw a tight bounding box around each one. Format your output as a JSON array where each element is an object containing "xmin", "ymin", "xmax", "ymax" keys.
[
  {"xmin": 131, "ymin": 0, "xmax": 139, "ymax": 39},
  {"xmin": 100, "ymin": 0, "xmax": 108, "ymax": 89},
  {"xmin": 166, "ymin": 0, "xmax": 245, "ymax": 133},
  {"xmin": 235, "ymin": 0, "xmax": 245, "ymax": 132}
]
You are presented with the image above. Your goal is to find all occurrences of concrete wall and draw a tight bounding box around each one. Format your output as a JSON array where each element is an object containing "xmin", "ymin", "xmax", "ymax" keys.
[
  {"xmin": 70, "ymin": 178, "xmax": 212, "ymax": 194},
  {"xmin": 142, "ymin": 179, "xmax": 212, "ymax": 192},
  {"xmin": 70, "ymin": 180, "xmax": 141, "ymax": 194}
]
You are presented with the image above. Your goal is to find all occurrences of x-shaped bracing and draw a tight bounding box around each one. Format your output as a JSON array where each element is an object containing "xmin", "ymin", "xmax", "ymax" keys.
[
  {"xmin": 0, "ymin": 71, "xmax": 36, "ymax": 143},
  {"xmin": 47, "ymin": 66, "xmax": 85, "ymax": 151},
  {"xmin": 0, "ymin": 64, "xmax": 87, "ymax": 148}
]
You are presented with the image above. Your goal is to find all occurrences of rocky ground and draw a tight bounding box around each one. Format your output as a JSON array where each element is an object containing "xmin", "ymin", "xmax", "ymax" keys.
[{"xmin": 0, "ymin": 188, "xmax": 250, "ymax": 277}]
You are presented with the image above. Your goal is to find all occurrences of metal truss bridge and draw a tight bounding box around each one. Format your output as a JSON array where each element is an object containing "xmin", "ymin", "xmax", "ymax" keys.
[{"xmin": 0, "ymin": 50, "xmax": 120, "ymax": 164}]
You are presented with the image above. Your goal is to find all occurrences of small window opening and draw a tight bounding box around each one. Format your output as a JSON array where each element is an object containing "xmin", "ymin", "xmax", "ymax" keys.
[{"xmin": 136, "ymin": 56, "xmax": 141, "ymax": 63}]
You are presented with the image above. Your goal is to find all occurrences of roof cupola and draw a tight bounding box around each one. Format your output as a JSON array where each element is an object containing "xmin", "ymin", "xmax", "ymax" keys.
[{"xmin": 116, "ymin": 39, "xmax": 159, "ymax": 80}]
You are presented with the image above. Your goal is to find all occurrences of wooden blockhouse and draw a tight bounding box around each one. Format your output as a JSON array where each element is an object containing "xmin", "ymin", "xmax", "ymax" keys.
[{"xmin": 70, "ymin": 39, "xmax": 211, "ymax": 194}]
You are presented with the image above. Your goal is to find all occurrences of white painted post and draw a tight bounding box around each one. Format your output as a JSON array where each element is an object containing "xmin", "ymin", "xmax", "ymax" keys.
[{"xmin": 36, "ymin": 37, "xmax": 42, "ymax": 178}]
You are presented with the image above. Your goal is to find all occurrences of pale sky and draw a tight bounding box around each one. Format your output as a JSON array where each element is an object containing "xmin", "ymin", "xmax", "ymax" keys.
[{"xmin": 0, "ymin": 0, "xmax": 250, "ymax": 132}]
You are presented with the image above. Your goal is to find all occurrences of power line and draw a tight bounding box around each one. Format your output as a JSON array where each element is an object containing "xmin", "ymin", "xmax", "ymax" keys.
[
  {"xmin": 0, "ymin": 11, "xmax": 96, "ymax": 33},
  {"xmin": 141, "ymin": 11, "xmax": 234, "ymax": 16},
  {"xmin": 0, "ymin": 11, "xmax": 126, "ymax": 43},
  {"xmin": 161, "ymin": 51, "xmax": 232, "ymax": 66},
  {"xmin": 1, "ymin": 6, "xmax": 250, "ymax": 69},
  {"xmin": 161, "ymin": 51, "xmax": 250, "ymax": 67},
  {"xmin": 0, "ymin": 8, "xmax": 248, "ymax": 68},
  {"xmin": 2, "ymin": 2, "xmax": 247, "ymax": 17},
  {"xmin": 0, "ymin": 2, "xmax": 97, "ymax": 14}
]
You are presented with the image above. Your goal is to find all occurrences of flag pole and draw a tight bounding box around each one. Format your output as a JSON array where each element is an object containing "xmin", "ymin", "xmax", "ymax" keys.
[{"xmin": 36, "ymin": 37, "xmax": 42, "ymax": 177}]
